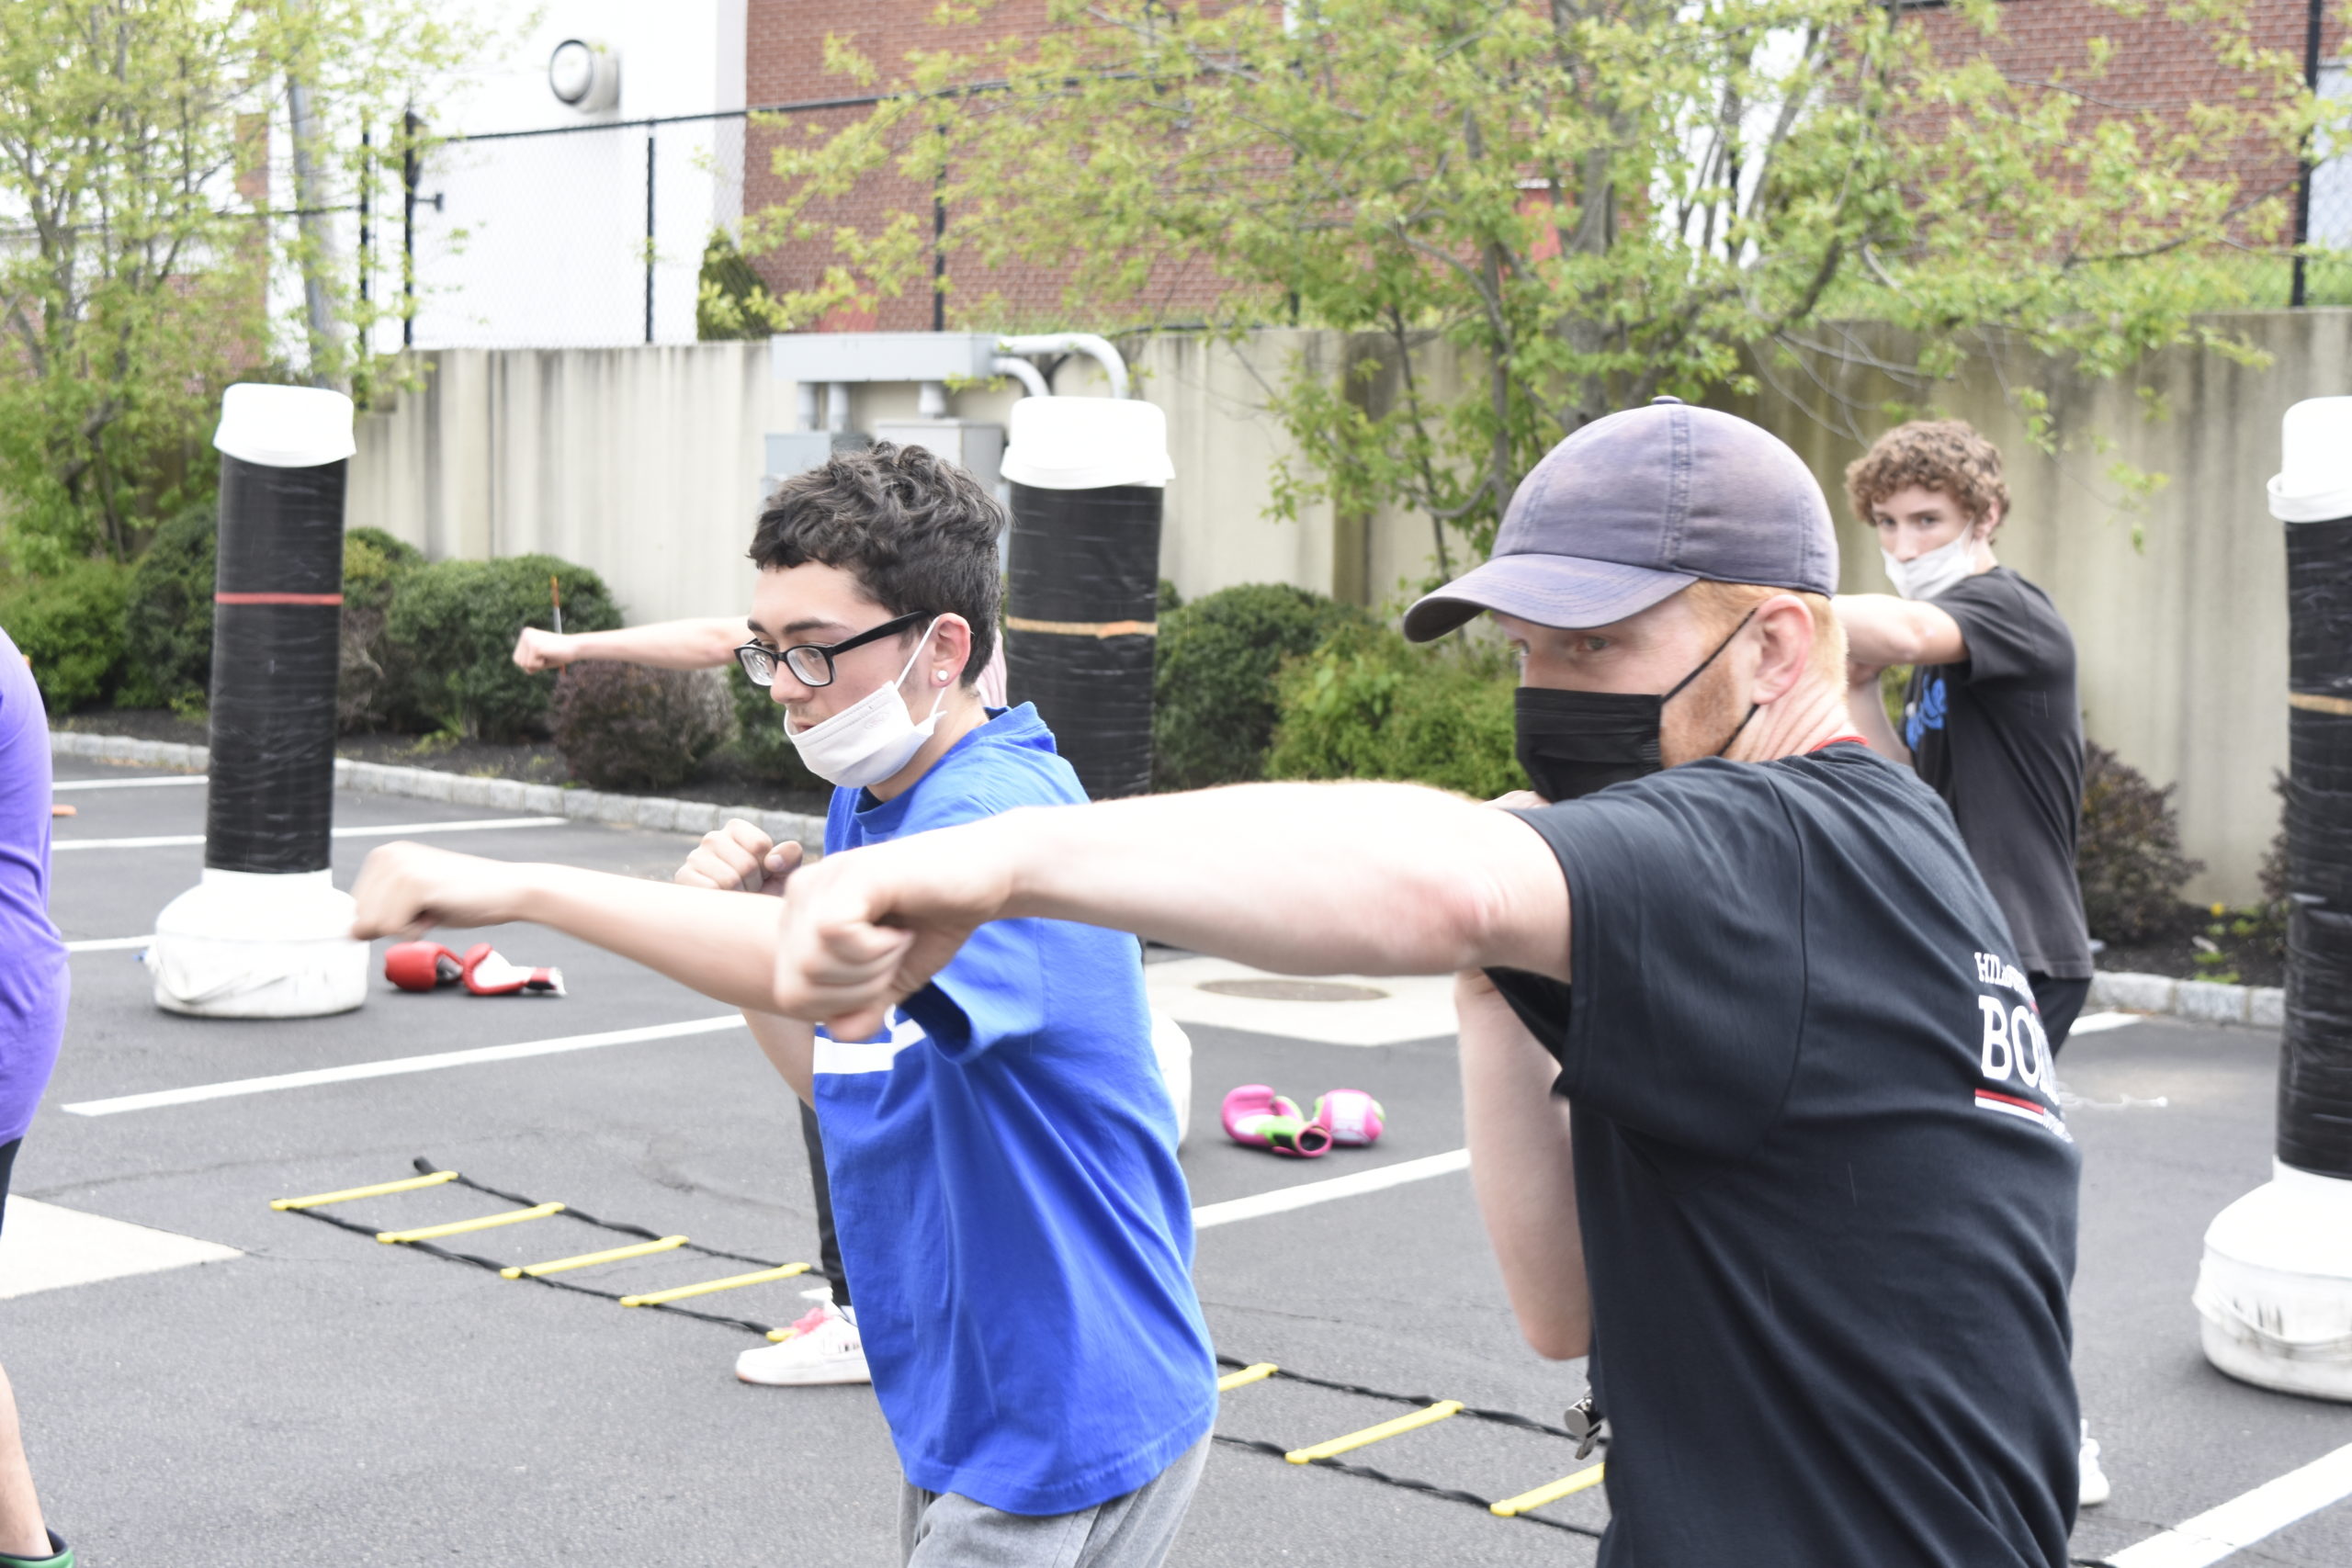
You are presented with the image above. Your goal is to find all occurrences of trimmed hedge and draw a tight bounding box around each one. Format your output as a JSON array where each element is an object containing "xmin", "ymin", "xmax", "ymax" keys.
[
  {"xmin": 0, "ymin": 558, "xmax": 131, "ymax": 712},
  {"xmin": 118, "ymin": 501, "xmax": 217, "ymax": 710},
  {"xmin": 387, "ymin": 554, "xmax": 622, "ymax": 740},
  {"xmin": 2077, "ymin": 740, "xmax": 2204, "ymax": 943},
  {"xmin": 338, "ymin": 526, "xmax": 426, "ymax": 733},
  {"xmin": 552, "ymin": 661, "xmax": 731, "ymax": 791},
  {"xmin": 1152, "ymin": 583, "xmax": 1374, "ymax": 791},
  {"xmin": 1266, "ymin": 621, "xmax": 1523, "ymax": 799}
]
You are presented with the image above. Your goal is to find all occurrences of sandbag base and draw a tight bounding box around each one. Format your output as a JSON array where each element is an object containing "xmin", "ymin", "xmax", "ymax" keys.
[
  {"xmin": 2195, "ymin": 1160, "xmax": 2352, "ymax": 1401},
  {"xmin": 147, "ymin": 868, "xmax": 367, "ymax": 1019}
]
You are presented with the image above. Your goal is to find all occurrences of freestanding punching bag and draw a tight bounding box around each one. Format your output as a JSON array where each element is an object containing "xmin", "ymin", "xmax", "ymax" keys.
[
  {"xmin": 146, "ymin": 384, "xmax": 368, "ymax": 1019},
  {"xmin": 1000, "ymin": 396, "xmax": 1174, "ymax": 800},
  {"xmin": 2192, "ymin": 396, "xmax": 2352, "ymax": 1400}
]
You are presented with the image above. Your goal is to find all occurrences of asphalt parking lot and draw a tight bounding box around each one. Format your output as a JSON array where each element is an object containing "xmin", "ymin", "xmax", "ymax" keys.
[{"xmin": 3, "ymin": 760, "xmax": 2347, "ymax": 1566}]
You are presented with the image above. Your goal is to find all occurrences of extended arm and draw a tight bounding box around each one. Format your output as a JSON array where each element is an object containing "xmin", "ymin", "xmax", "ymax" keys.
[
  {"xmin": 1456, "ymin": 970, "xmax": 1589, "ymax": 1359},
  {"xmin": 1834, "ymin": 592, "xmax": 1965, "ymax": 668},
  {"xmin": 513, "ymin": 615, "xmax": 747, "ymax": 673},
  {"xmin": 348, "ymin": 842, "xmax": 786, "ymax": 1012},
  {"xmin": 774, "ymin": 781, "xmax": 1571, "ymax": 1039}
]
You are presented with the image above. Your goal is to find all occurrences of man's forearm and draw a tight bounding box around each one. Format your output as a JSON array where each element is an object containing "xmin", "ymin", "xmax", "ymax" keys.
[
  {"xmin": 1458, "ymin": 977, "xmax": 1589, "ymax": 1359},
  {"xmin": 990, "ymin": 782, "xmax": 1571, "ymax": 980},
  {"xmin": 503, "ymin": 866, "xmax": 785, "ymax": 1010},
  {"xmin": 742, "ymin": 1010, "xmax": 815, "ymax": 1104},
  {"xmin": 1834, "ymin": 593, "xmax": 1964, "ymax": 667},
  {"xmin": 564, "ymin": 618, "xmax": 746, "ymax": 671},
  {"xmin": 1845, "ymin": 675, "xmax": 1912, "ymax": 766}
]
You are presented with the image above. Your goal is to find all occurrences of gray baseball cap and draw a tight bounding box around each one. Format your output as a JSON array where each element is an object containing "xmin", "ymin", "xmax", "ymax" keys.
[{"xmin": 1402, "ymin": 399, "xmax": 1838, "ymax": 641}]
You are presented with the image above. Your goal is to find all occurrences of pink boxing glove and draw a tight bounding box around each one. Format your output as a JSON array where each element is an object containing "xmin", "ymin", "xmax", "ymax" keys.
[
  {"xmin": 1310, "ymin": 1089, "xmax": 1385, "ymax": 1146},
  {"xmin": 1220, "ymin": 1084, "xmax": 1332, "ymax": 1157}
]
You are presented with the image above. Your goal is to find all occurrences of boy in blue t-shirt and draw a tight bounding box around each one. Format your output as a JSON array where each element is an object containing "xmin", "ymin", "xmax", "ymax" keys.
[{"xmin": 350, "ymin": 445, "xmax": 1215, "ymax": 1564}]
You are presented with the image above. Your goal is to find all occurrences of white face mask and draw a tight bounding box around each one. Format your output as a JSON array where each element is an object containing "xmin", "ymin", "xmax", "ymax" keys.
[
  {"xmin": 1882, "ymin": 529, "xmax": 1980, "ymax": 602},
  {"xmin": 786, "ymin": 619, "xmax": 949, "ymax": 789}
]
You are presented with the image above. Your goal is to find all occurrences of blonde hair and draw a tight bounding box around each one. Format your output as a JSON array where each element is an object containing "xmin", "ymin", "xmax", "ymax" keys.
[{"xmin": 1684, "ymin": 580, "xmax": 1848, "ymax": 692}]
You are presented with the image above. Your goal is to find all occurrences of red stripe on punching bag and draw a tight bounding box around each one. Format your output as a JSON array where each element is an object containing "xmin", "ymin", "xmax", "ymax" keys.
[{"xmin": 215, "ymin": 592, "xmax": 344, "ymax": 605}]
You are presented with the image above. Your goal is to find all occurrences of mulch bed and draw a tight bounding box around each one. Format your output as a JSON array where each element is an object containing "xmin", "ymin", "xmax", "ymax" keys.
[
  {"xmin": 58, "ymin": 709, "xmax": 831, "ymax": 818},
  {"xmin": 2093, "ymin": 900, "xmax": 2286, "ymax": 990}
]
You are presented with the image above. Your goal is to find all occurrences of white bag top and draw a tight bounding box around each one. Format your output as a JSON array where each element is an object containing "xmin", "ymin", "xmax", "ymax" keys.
[
  {"xmin": 1001, "ymin": 396, "xmax": 1173, "ymax": 491},
  {"xmin": 213, "ymin": 383, "xmax": 357, "ymax": 469},
  {"xmin": 2269, "ymin": 396, "xmax": 2352, "ymax": 523}
]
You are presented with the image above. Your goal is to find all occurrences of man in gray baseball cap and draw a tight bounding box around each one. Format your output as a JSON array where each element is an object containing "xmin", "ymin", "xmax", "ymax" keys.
[{"xmin": 354, "ymin": 402, "xmax": 2083, "ymax": 1567}]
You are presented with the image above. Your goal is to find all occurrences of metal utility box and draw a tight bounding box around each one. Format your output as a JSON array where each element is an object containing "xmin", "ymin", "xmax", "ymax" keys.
[{"xmin": 870, "ymin": 420, "xmax": 1005, "ymax": 493}]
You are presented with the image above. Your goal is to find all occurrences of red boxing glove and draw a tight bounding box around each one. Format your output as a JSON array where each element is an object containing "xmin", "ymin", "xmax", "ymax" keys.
[
  {"xmin": 383, "ymin": 942, "xmax": 462, "ymax": 992},
  {"xmin": 459, "ymin": 943, "xmax": 565, "ymax": 997}
]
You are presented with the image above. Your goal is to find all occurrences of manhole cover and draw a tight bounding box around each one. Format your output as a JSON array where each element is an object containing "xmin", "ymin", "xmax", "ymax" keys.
[{"xmin": 1196, "ymin": 978, "xmax": 1390, "ymax": 1004}]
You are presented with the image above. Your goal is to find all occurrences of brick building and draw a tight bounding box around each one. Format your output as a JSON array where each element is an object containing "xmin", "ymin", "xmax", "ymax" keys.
[
  {"xmin": 737, "ymin": 0, "xmax": 2339, "ymax": 333},
  {"xmin": 742, "ymin": 0, "xmax": 1229, "ymax": 332}
]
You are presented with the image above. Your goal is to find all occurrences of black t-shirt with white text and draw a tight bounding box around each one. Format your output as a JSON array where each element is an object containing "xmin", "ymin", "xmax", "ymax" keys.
[
  {"xmin": 1491, "ymin": 744, "xmax": 2079, "ymax": 1568},
  {"xmin": 1904, "ymin": 568, "xmax": 2092, "ymax": 979}
]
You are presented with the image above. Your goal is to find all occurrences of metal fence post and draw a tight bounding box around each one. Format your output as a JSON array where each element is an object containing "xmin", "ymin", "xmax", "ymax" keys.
[
  {"xmin": 645, "ymin": 130, "xmax": 657, "ymax": 344},
  {"xmin": 2295, "ymin": 0, "xmax": 2323, "ymax": 308},
  {"xmin": 401, "ymin": 107, "xmax": 420, "ymax": 348}
]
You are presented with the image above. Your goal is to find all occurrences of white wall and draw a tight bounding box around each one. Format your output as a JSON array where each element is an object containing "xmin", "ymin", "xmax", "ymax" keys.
[
  {"xmin": 350, "ymin": 319, "xmax": 2325, "ymax": 900},
  {"xmin": 395, "ymin": 0, "xmax": 747, "ymax": 353}
]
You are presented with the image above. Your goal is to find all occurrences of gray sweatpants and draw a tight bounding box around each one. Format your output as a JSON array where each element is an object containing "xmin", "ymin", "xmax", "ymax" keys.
[{"xmin": 898, "ymin": 1434, "xmax": 1211, "ymax": 1568}]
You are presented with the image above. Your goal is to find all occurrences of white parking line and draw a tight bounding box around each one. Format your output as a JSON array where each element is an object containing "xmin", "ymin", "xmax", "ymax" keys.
[
  {"xmin": 52, "ymin": 816, "xmax": 571, "ymax": 852},
  {"xmin": 1192, "ymin": 1148, "xmax": 1470, "ymax": 1230},
  {"xmin": 2106, "ymin": 1439, "xmax": 2352, "ymax": 1568},
  {"xmin": 51, "ymin": 774, "xmax": 207, "ymax": 791},
  {"xmin": 63, "ymin": 935, "xmax": 153, "ymax": 953},
  {"xmin": 61, "ymin": 1015, "xmax": 745, "ymax": 1117},
  {"xmin": 2070, "ymin": 1010, "xmax": 2141, "ymax": 1036}
]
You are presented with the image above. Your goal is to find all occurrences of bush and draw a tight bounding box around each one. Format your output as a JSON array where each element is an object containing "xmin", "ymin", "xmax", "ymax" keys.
[
  {"xmin": 725, "ymin": 660, "xmax": 829, "ymax": 789},
  {"xmin": 1153, "ymin": 583, "xmax": 1375, "ymax": 790},
  {"xmin": 2077, "ymin": 741, "xmax": 2205, "ymax": 943},
  {"xmin": 0, "ymin": 558, "xmax": 132, "ymax": 712},
  {"xmin": 387, "ymin": 554, "xmax": 622, "ymax": 740},
  {"xmin": 117, "ymin": 501, "xmax": 217, "ymax": 710},
  {"xmin": 1266, "ymin": 620, "xmax": 1523, "ymax": 799},
  {"xmin": 338, "ymin": 527, "xmax": 426, "ymax": 733},
  {"xmin": 552, "ymin": 661, "xmax": 731, "ymax": 791}
]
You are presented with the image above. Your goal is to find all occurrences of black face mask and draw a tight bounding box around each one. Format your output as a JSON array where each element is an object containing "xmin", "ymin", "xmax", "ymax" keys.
[{"xmin": 1514, "ymin": 610, "xmax": 1758, "ymax": 802}]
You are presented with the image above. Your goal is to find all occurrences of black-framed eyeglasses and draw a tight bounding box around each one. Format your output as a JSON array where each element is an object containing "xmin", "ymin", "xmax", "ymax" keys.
[{"xmin": 734, "ymin": 612, "xmax": 927, "ymax": 690}]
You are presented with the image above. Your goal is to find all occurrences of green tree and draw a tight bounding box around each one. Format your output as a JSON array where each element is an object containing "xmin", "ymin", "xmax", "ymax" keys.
[
  {"xmin": 0, "ymin": 0, "xmax": 476, "ymax": 569},
  {"xmin": 741, "ymin": 0, "xmax": 2317, "ymax": 573}
]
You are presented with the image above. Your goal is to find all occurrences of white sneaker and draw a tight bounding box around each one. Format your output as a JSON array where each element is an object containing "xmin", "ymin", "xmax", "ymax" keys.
[
  {"xmin": 2079, "ymin": 1419, "xmax": 2110, "ymax": 1507},
  {"xmin": 735, "ymin": 1303, "xmax": 870, "ymax": 1386}
]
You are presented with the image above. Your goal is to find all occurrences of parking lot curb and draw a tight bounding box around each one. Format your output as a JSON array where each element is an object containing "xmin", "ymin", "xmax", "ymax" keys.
[
  {"xmin": 50, "ymin": 731, "xmax": 828, "ymax": 857},
  {"xmin": 2088, "ymin": 968, "xmax": 2286, "ymax": 1031}
]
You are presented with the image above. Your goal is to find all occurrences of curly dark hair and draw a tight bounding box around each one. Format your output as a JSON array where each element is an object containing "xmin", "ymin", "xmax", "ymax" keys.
[
  {"xmin": 1844, "ymin": 419, "xmax": 2011, "ymax": 529},
  {"xmin": 748, "ymin": 441, "xmax": 1003, "ymax": 684}
]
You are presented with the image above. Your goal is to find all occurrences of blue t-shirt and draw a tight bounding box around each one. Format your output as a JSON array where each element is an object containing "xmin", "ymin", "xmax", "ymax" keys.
[
  {"xmin": 0, "ymin": 626, "xmax": 68, "ymax": 1145},
  {"xmin": 814, "ymin": 703, "xmax": 1216, "ymax": 1515}
]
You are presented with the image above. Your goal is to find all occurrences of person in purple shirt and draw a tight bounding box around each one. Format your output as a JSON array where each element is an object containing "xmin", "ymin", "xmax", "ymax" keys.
[{"xmin": 0, "ymin": 626, "xmax": 73, "ymax": 1568}]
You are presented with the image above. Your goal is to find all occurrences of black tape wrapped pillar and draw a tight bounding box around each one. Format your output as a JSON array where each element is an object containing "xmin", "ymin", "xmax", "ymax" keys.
[
  {"xmin": 2281, "ymin": 515, "xmax": 2352, "ymax": 1177},
  {"xmin": 2195, "ymin": 396, "xmax": 2352, "ymax": 1401},
  {"xmin": 1005, "ymin": 482, "xmax": 1162, "ymax": 800},
  {"xmin": 148, "ymin": 384, "xmax": 368, "ymax": 1019},
  {"xmin": 1000, "ymin": 396, "xmax": 1172, "ymax": 802}
]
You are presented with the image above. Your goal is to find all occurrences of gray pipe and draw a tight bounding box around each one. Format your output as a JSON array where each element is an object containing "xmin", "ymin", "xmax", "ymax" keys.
[
  {"xmin": 996, "ymin": 333, "xmax": 1129, "ymax": 399},
  {"xmin": 990, "ymin": 356, "xmax": 1050, "ymax": 399}
]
